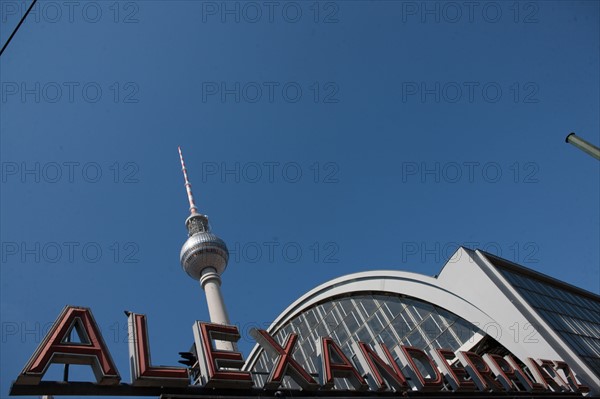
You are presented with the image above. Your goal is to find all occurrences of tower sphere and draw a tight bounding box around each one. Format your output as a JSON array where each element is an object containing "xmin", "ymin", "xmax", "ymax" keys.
[{"xmin": 180, "ymin": 231, "xmax": 229, "ymax": 279}]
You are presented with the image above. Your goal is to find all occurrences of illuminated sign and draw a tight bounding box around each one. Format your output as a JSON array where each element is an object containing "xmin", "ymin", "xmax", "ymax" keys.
[{"xmin": 10, "ymin": 306, "xmax": 590, "ymax": 397}]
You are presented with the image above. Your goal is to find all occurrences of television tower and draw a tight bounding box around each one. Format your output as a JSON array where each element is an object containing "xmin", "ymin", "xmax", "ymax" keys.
[{"xmin": 178, "ymin": 147, "xmax": 234, "ymax": 351}]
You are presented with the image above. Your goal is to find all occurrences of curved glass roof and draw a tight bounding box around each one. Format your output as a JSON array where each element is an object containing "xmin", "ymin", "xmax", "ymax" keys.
[{"xmin": 250, "ymin": 292, "xmax": 491, "ymax": 390}]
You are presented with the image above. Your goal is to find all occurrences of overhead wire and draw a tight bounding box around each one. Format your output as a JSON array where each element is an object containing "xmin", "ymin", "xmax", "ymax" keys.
[{"xmin": 0, "ymin": 0, "xmax": 39, "ymax": 57}]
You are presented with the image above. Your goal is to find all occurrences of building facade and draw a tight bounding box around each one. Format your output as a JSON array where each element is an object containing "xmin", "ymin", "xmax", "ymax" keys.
[{"xmin": 244, "ymin": 247, "xmax": 600, "ymax": 395}]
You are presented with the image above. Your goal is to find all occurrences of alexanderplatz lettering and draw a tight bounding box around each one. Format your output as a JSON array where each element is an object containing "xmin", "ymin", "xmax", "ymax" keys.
[{"xmin": 10, "ymin": 306, "xmax": 590, "ymax": 396}]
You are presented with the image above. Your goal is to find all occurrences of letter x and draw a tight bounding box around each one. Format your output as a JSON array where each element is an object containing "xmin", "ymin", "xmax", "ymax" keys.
[{"xmin": 251, "ymin": 329, "xmax": 318, "ymax": 390}]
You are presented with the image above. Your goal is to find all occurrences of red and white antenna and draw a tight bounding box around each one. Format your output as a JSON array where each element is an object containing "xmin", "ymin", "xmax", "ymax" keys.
[{"xmin": 178, "ymin": 146, "xmax": 199, "ymax": 215}]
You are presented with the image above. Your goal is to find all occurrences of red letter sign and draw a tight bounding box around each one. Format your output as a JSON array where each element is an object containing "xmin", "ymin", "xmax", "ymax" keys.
[
  {"xmin": 525, "ymin": 358, "xmax": 569, "ymax": 392},
  {"xmin": 430, "ymin": 349, "xmax": 476, "ymax": 391},
  {"xmin": 193, "ymin": 322, "xmax": 253, "ymax": 388},
  {"xmin": 553, "ymin": 360, "xmax": 589, "ymax": 393},
  {"xmin": 503, "ymin": 355, "xmax": 546, "ymax": 392},
  {"xmin": 318, "ymin": 337, "xmax": 368, "ymax": 390},
  {"xmin": 353, "ymin": 342, "xmax": 409, "ymax": 392},
  {"xmin": 251, "ymin": 329, "xmax": 319, "ymax": 390},
  {"xmin": 457, "ymin": 351, "xmax": 504, "ymax": 392},
  {"xmin": 128, "ymin": 312, "xmax": 189, "ymax": 386},
  {"xmin": 15, "ymin": 306, "xmax": 120, "ymax": 385},
  {"xmin": 397, "ymin": 346, "xmax": 443, "ymax": 391}
]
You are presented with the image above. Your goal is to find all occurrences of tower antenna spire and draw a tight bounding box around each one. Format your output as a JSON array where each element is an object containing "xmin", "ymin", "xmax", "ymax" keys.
[{"xmin": 178, "ymin": 146, "xmax": 199, "ymax": 215}]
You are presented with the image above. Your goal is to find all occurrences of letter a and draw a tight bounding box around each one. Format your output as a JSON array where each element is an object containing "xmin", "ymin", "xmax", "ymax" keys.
[{"xmin": 15, "ymin": 306, "xmax": 120, "ymax": 385}]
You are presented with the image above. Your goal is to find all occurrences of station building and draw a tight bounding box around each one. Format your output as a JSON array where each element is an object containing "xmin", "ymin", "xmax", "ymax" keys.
[{"xmin": 244, "ymin": 247, "xmax": 600, "ymax": 394}]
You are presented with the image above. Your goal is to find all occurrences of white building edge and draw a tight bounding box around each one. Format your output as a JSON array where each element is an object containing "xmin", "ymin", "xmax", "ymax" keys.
[{"xmin": 245, "ymin": 247, "xmax": 600, "ymax": 394}]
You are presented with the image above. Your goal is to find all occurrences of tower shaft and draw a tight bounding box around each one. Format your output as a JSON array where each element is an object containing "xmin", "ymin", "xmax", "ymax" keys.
[{"xmin": 200, "ymin": 268, "xmax": 235, "ymax": 351}]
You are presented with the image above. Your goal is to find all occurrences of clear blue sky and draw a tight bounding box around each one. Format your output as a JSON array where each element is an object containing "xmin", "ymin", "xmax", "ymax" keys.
[{"xmin": 1, "ymin": 0, "xmax": 599, "ymax": 397}]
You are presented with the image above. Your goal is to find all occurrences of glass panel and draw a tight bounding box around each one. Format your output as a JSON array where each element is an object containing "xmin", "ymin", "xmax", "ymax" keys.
[
  {"xmin": 333, "ymin": 323, "xmax": 349, "ymax": 344},
  {"xmin": 355, "ymin": 325, "xmax": 372, "ymax": 343},
  {"xmin": 450, "ymin": 318, "xmax": 477, "ymax": 343},
  {"xmin": 367, "ymin": 311, "xmax": 385, "ymax": 336},
  {"xmin": 338, "ymin": 298, "xmax": 355, "ymax": 317},
  {"xmin": 292, "ymin": 318, "xmax": 309, "ymax": 338},
  {"xmin": 391, "ymin": 310, "xmax": 415, "ymax": 340},
  {"xmin": 405, "ymin": 328, "xmax": 427, "ymax": 348},
  {"xmin": 383, "ymin": 300, "xmax": 405, "ymax": 318},
  {"xmin": 304, "ymin": 310, "xmax": 317, "ymax": 328},
  {"xmin": 429, "ymin": 310, "xmax": 449, "ymax": 330},
  {"xmin": 343, "ymin": 311, "xmax": 361, "ymax": 334},
  {"xmin": 379, "ymin": 325, "xmax": 399, "ymax": 349},
  {"xmin": 421, "ymin": 316, "xmax": 442, "ymax": 342},
  {"xmin": 406, "ymin": 299, "xmax": 433, "ymax": 321},
  {"xmin": 436, "ymin": 329, "xmax": 460, "ymax": 351},
  {"xmin": 360, "ymin": 297, "xmax": 379, "ymax": 317},
  {"xmin": 321, "ymin": 301, "xmax": 334, "ymax": 314},
  {"xmin": 301, "ymin": 336, "xmax": 315, "ymax": 356},
  {"xmin": 315, "ymin": 321, "xmax": 329, "ymax": 338}
]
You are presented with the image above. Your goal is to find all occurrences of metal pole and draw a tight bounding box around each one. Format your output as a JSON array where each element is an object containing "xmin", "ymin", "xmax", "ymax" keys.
[{"xmin": 565, "ymin": 133, "xmax": 600, "ymax": 160}]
